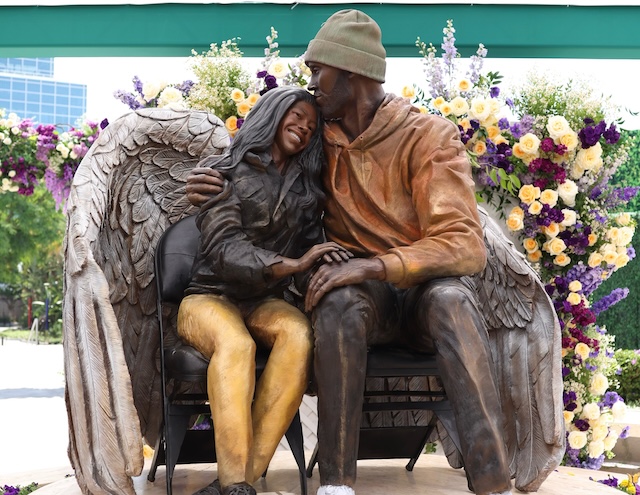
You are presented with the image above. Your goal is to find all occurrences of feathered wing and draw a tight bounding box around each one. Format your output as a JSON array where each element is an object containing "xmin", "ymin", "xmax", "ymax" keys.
[
  {"xmin": 471, "ymin": 206, "xmax": 565, "ymax": 492},
  {"xmin": 63, "ymin": 108, "xmax": 229, "ymax": 494}
]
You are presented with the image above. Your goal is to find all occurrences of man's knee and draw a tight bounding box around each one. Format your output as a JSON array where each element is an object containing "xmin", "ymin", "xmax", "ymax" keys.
[
  {"xmin": 419, "ymin": 278, "xmax": 477, "ymax": 318},
  {"xmin": 313, "ymin": 286, "xmax": 370, "ymax": 346}
]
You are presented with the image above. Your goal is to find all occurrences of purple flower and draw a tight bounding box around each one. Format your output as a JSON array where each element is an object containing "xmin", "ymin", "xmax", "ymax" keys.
[
  {"xmin": 603, "ymin": 123, "xmax": 620, "ymax": 144},
  {"xmin": 100, "ymin": 118, "xmax": 109, "ymax": 129},
  {"xmin": 540, "ymin": 137, "xmax": 555, "ymax": 153},
  {"xmin": 498, "ymin": 117, "xmax": 510, "ymax": 130},
  {"xmin": 257, "ymin": 70, "xmax": 268, "ymax": 78},
  {"xmin": 592, "ymin": 288, "xmax": 629, "ymax": 315},
  {"xmin": 490, "ymin": 86, "xmax": 500, "ymax": 98}
]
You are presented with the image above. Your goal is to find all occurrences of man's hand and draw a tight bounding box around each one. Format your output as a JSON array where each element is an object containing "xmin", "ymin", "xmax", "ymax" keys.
[
  {"xmin": 186, "ymin": 167, "xmax": 225, "ymax": 206},
  {"xmin": 305, "ymin": 258, "xmax": 386, "ymax": 311}
]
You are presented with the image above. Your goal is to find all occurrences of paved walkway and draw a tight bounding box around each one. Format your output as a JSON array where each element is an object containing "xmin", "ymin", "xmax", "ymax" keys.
[{"xmin": 0, "ymin": 339, "xmax": 73, "ymax": 486}]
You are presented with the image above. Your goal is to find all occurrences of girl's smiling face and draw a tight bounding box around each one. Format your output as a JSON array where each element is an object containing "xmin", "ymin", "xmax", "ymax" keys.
[{"xmin": 272, "ymin": 100, "xmax": 318, "ymax": 164}]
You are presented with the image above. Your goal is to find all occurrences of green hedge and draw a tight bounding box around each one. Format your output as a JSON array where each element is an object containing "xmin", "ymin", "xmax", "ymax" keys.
[
  {"xmin": 614, "ymin": 349, "xmax": 640, "ymax": 405},
  {"xmin": 593, "ymin": 225, "xmax": 640, "ymax": 349}
]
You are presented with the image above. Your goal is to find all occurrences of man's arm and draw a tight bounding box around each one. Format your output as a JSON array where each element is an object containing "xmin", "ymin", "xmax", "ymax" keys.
[{"xmin": 186, "ymin": 167, "xmax": 226, "ymax": 206}]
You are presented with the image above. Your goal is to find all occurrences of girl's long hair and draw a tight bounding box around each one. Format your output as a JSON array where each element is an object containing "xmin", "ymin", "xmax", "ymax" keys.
[{"xmin": 204, "ymin": 86, "xmax": 325, "ymax": 213}]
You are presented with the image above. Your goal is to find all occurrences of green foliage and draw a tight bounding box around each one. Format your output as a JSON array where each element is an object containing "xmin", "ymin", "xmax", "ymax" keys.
[
  {"xmin": 594, "ymin": 222, "xmax": 640, "ymax": 350},
  {"xmin": 614, "ymin": 349, "xmax": 640, "ymax": 405},
  {"xmin": 186, "ymin": 39, "xmax": 253, "ymax": 121},
  {"xmin": 0, "ymin": 185, "xmax": 65, "ymax": 327}
]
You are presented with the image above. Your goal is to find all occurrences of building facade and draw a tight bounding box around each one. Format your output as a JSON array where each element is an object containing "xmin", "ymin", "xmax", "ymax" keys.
[{"xmin": 0, "ymin": 57, "xmax": 87, "ymax": 126}]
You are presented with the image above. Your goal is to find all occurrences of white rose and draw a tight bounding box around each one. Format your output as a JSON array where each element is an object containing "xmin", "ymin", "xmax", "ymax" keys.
[
  {"xmin": 11, "ymin": 126, "xmax": 20, "ymax": 135},
  {"xmin": 546, "ymin": 115, "xmax": 573, "ymax": 141},
  {"xmin": 616, "ymin": 212, "xmax": 632, "ymax": 226},
  {"xmin": 589, "ymin": 373, "xmax": 609, "ymax": 396},
  {"xmin": 2, "ymin": 137, "xmax": 11, "ymax": 146},
  {"xmin": 591, "ymin": 424, "xmax": 609, "ymax": 442},
  {"xmin": 158, "ymin": 87, "xmax": 184, "ymax": 108},
  {"xmin": 557, "ymin": 180, "xmax": 579, "ymax": 206},
  {"xmin": 587, "ymin": 440, "xmax": 605, "ymax": 458},
  {"xmin": 618, "ymin": 226, "xmax": 634, "ymax": 246},
  {"xmin": 142, "ymin": 81, "xmax": 161, "ymax": 101},
  {"xmin": 581, "ymin": 402, "xmax": 601, "ymax": 421},
  {"xmin": 611, "ymin": 401, "xmax": 627, "ymax": 422},
  {"xmin": 561, "ymin": 209, "xmax": 577, "ymax": 227},
  {"xmin": 268, "ymin": 59, "xmax": 289, "ymax": 79},
  {"xmin": 56, "ymin": 143, "xmax": 70, "ymax": 159},
  {"xmin": 450, "ymin": 96, "xmax": 470, "ymax": 117},
  {"xmin": 468, "ymin": 98, "xmax": 492, "ymax": 122},
  {"xmin": 567, "ymin": 430, "xmax": 588, "ymax": 449},
  {"xmin": 603, "ymin": 430, "xmax": 619, "ymax": 451}
]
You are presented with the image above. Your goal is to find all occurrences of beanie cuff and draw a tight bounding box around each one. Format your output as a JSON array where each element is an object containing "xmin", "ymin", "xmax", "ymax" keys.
[{"xmin": 306, "ymin": 39, "xmax": 386, "ymax": 83}]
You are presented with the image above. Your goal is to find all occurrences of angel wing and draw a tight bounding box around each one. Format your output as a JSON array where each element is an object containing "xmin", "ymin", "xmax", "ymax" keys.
[
  {"xmin": 471, "ymin": 205, "xmax": 565, "ymax": 492},
  {"xmin": 63, "ymin": 108, "xmax": 229, "ymax": 494}
]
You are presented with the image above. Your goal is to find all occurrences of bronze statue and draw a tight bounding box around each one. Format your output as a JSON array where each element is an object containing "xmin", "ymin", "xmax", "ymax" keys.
[
  {"xmin": 186, "ymin": 9, "xmax": 565, "ymax": 495},
  {"xmin": 62, "ymin": 10, "xmax": 564, "ymax": 495},
  {"xmin": 178, "ymin": 86, "xmax": 348, "ymax": 495}
]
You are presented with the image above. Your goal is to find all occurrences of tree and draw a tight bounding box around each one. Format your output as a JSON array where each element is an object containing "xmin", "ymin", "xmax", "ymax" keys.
[{"xmin": 0, "ymin": 186, "xmax": 65, "ymax": 327}]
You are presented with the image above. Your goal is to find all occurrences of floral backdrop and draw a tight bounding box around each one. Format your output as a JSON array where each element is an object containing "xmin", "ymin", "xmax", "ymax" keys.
[{"xmin": 1, "ymin": 22, "xmax": 638, "ymax": 481}]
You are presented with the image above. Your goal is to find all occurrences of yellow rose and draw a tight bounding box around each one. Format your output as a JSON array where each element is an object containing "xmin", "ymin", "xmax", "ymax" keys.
[
  {"xmin": 545, "ymin": 237, "xmax": 567, "ymax": 255},
  {"xmin": 559, "ymin": 131, "xmax": 579, "ymax": 152},
  {"xmin": 581, "ymin": 402, "xmax": 601, "ymax": 421},
  {"xmin": 417, "ymin": 105, "xmax": 428, "ymax": 114},
  {"xmin": 587, "ymin": 440, "xmax": 605, "ymax": 458},
  {"xmin": 589, "ymin": 372, "xmax": 610, "ymax": 396},
  {"xmin": 433, "ymin": 96, "xmax": 445, "ymax": 109},
  {"xmin": 574, "ymin": 342, "xmax": 591, "ymax": 360},
  {"xmin": 506, "ymin": 213, "xmax": 524, "ymax": 232},
  {"xmin": 568, "ymin": 280, "xmax": 582, "ymax": 292},
  {"xmin": 567, "ymin": 430, "xmax": 588, "ymax": 450},
  {"xmin": 458, "ymin": 78, "xmax": 472, "ymax": 92},
  {"xmin": 523, "ymin": 238, "xmax": 538, "ymax": 253},
  {"xmin": 458, "ymin": 118, "xmax": 471, "ymax": 130},
  {"xmin": 561, "ymin": 209, "xmax": 577, "ymax": 227},
  {"xmin": 225, "ymin": 115, "xmax": 238, "ymax": 133},
  {"xmin": 603, "ymin": 249, "xmax": 618, "ymax": 265},
  {"xmin": 236, "ymin": 100, "xmax": 252, "ymax": 117},
  {"xmin": 575, "ymin": 142, "xmax": 603, "ymax": 172},
  {"xmin": 588, "ymin": 252, "xmax": 603, "ymax": 268},
  {"xmin": 512, "ymin": 143, "xmax": 527, "ymax": 160},
  {"xmin": 606, "ymin": 227, "xmax": 621, "ymax": 245},
  {"xmin": 546, "ymin": 115, "xmax": 573, "ymax": 141},
  {"xmin": 615, "ymin": 252, "xmax": 630, "ymax": 269},
  {"xmin": 268, "ymin": 59, "xmax": 289, "ymax": 79},
  {"xmin": 486, "ymin": 125, "xmax": 501, "ymax": 140},
  {"xmin": 527, "ymin": 250, "xmax": 542, "ymax": 263},
  {"xmin": 473, "ymin": 140, "xmax": 487, "ymax": 156},
  {"xmin": 588, "ymin": 233, "xmax": 598, "ymax": 246},
  {"xmin": 230, "ymin": 88, "xmax": 245, "ymax": 103},
  {"xmin": 401, "ymin": 85, "xmax": 416, "ymax": 99},
  {"xmin": 527, "ymin": 201, "xmax": 542, "ymax": 215},
  {"xmin": 563, "ymin": 410, "xmax": 575, "ymax": 424},
  {"xmin": 566, "ymin": 293, "xmax": 581, "ymax": 306},
  {"xmin": 518, "ymin": 184, "xmax": 541, "ymax": 205},
  {"xmin": 616, "ymin": 212, "xmax": 632, "ymax": 226},
  {"xmin": 246, "ymin": 93, "xmax": 260, "ymax": 107},
  {"xmin": 554, "ymin": 253, "xmax": 571, "ymax": 267},
  {"xmin": 540, "ymin": 189, "xmax": 559, "ymax": 207},
  {"xmin": 557, "ymin": 180, "xmax": 578, "ymax": 207},
  {"xmin": 510, "ymin": 206, "xmax": 524, "ymax": 218},
  {"xmin": 493, "ymin": 135, "xmax": 508, "ymax": 146},
  {"xmin": 450, "ymin": 96, "xmax": 470, "ymax": 117},
  {"xmin": 439, "ymin": 102, "xmax": 453, "ymax": 117},
  {"xmin": 518, "ymin": 133, "xmax": 541, "ymax": 155},
  {"xmin": 544, "ymin": 222, "xmax": 561, "ymax": 238}
]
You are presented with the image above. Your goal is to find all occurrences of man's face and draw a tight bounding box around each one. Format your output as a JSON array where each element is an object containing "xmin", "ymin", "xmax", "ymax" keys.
[{"xmin": 306, "ymin": 61, "xmax": 352, "ymax": 120}]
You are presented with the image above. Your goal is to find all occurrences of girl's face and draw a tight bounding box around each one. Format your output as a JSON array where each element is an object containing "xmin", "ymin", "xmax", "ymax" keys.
[{"xmin": 272, "ymin": 100, "xmax": 318, "ymax": 160}]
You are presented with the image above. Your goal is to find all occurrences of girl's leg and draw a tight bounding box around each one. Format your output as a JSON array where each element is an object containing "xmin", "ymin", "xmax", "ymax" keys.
[{"xmin": 178, "ymin": 293, "xmax": 256, "ymax": 488}]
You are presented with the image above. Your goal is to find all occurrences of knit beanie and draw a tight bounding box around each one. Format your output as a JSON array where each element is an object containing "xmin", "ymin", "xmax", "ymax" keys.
[{"xmin": 305, "ymin": 9, "xmax": 386, "ymax": 83}]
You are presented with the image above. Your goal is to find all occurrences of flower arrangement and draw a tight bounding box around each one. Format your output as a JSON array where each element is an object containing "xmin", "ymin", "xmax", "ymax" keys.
[
  {"xmin": 116, "ymin": 29, "xmax": 310, "ymax": 138},
  {"xmin": 594, "ymin": 473, "xmax": 640, "ymax": 494},
  {"xmin": 0, "ymin": 108, "xmax": 106, "ymax": 208},
  {"xmin": 0, "ymin": 483, "xmax": 38, "ymax": 495},
  {"xmin": 413, "ymin": 20, "xmax": 638, "ymax": 470},
  {"xmin": 114, "ymin": 75, "xmax": 194, "ymax": 111}
]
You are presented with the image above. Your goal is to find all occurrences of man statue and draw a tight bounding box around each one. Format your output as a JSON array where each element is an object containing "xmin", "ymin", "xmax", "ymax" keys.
[{"xmin": 186, "ymin": 9, "xmax": 549, "ymax": 495}]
